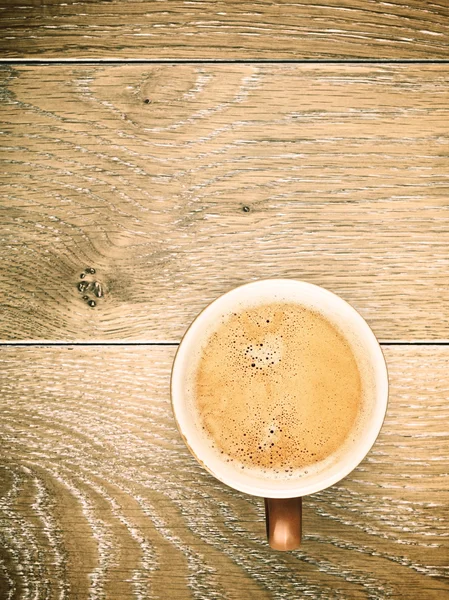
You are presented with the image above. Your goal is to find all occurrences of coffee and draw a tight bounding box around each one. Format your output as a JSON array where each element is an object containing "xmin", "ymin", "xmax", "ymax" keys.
[{"xmin": 191, "ymin": 302, "xmax": 362, "ymax": 475}]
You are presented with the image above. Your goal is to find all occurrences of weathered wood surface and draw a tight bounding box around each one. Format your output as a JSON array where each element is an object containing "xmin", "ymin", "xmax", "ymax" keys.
[
  {"xmin": 1, "ymin": 64, "xmax": 449, "ymax": 342},
  {"xmin": 0, "ymin": 345, "xmax": 447, "ymax": 599},
  {"xmin": 0, "ymin": 0, "xmax": 448, "ymax": 59}
]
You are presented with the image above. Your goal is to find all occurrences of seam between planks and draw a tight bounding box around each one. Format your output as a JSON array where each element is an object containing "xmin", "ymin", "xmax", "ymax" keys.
[
  {"xmin": 1, "ymin": 342, "xmax": 448, "ymax": 347},
  {"xmin": 1, "ymin": 59, "xmax": 449, "ymax": 65}
]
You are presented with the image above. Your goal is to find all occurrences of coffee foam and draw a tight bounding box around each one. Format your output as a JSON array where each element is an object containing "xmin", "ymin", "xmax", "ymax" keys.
[{"xmin": 185, "ymin": 299, "xmax": 372, "ymax": 482}]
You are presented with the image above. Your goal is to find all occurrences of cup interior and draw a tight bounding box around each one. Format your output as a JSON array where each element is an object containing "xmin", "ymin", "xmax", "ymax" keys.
[{"xmin": 171, "ymin": 279, "xmax": 388, "ymax": 498}]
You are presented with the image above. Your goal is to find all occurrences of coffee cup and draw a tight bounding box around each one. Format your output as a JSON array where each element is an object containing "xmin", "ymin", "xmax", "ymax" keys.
[{"xmin": 171, "ymin": 279, "xmax": 388, "ymax": 551}]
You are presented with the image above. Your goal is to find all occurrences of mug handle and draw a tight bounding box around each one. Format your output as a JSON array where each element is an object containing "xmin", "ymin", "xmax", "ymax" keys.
[{"xmin": 264, "ymin": 497, "xmax": 302, "ymax": 551}]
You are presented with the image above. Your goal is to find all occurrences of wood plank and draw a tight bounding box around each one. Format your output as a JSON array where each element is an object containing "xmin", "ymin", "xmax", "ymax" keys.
[
  {"xmin": 1, "ymin": 64, "xmax": 449, "ymax": 342},
  {"xmin": 0, "ymin": 0, "xmax": 449, "ymax": 59},
  {"xmin": 0, "ymin": 345, "xmax": 447, "ymax": 599}
]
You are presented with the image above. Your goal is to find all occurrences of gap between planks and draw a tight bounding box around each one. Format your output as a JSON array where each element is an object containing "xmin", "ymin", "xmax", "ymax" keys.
[
  {"xmin": 1, "ymin": 341, "xmax": 449, "ymax": 347},
  {"xmin": 1, "ymin": 59, "xmax": 449, "ymax": 65}
]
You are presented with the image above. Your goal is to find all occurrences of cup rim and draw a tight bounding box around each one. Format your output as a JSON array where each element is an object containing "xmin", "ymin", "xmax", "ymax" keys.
[{"xmin": 170, "ymin": 278, "xmax": 389, "ymax": 498}]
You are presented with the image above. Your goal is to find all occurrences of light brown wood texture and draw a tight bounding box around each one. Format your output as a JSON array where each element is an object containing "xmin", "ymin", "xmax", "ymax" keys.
[
  {"xmin": 0, "ymin": 0, "xmax": 449, "ymax": 59},
  {"xmin": 1, "ymin": 64, "xmax": 449, "ymax": 342},
  {"xmin": 0, "ymin": 344, "xmax": 447, "ymax": 599}
]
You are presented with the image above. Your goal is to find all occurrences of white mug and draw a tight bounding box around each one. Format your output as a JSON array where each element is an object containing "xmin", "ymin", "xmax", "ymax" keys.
[{"xmin": 171, "ymin": 279, "xmax": 389, "ymax": 550}]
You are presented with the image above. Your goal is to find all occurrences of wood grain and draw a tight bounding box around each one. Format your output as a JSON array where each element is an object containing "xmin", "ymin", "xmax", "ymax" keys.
[
  {"xmin": 1, "ymin": 64, "xmax": 449, "ymax": 342},
  {"xmin": 0, "ymin": 344, "xmax": 447, "ymax": 599},
  {"xmin": 0, "ymin": 0, "xmax": 448, "ymax": 59}
]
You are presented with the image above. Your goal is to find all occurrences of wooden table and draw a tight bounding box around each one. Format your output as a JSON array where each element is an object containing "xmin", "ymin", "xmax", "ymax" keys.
[{"xmin": 1, "ymin": 2, "xmax": 448, "ymax": 598}]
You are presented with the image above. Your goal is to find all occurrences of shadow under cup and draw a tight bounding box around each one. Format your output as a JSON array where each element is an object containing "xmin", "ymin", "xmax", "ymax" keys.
[{"xmin": 171, "ymin": 279, "xmax": 389, "ymax": 550}]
